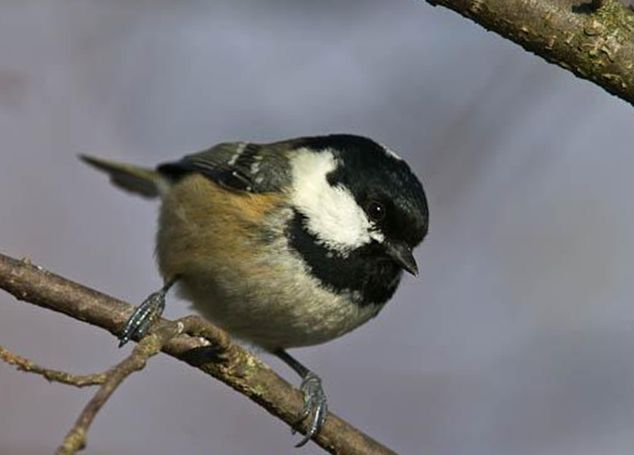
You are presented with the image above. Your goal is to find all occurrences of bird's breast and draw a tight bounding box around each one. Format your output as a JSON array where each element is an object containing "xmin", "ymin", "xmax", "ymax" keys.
[{"xmin": 154, "ymin": 174, "xmax": 384, "ymax": 349}]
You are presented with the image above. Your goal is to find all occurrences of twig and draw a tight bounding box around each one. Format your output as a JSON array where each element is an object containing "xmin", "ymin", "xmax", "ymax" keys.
[
  {"xmin": 0, "ymin": 346, "xmax": 106, "ymax": 387},
  {"xmin": 55, "ymin": 321, "xmax": 185, "ymax": 455},
  {"xmin": 426, "ymin": 0, "xmax": 634, "ymax": 107},
  {"xmin": 1, "ymin": 319, "xmax": 219, "ymax": 455},
  {"xmin": 0, "ymin": 252, "xmax": 396, "ymax": 455}
]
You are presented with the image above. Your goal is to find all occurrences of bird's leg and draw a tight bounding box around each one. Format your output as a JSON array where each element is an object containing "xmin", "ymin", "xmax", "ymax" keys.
[
  {"xmin": 275, "ymin": 349, "xmax": 328, "ymax": 447},
  {"xmin": 118, "ymin": 278, "xmax": 177, "ymax": 348}
]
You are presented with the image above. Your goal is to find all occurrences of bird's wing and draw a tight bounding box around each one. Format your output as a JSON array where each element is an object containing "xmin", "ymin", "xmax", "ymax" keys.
[{"xmin": 157, "ymin": 141, "xmax": 292, "ymax": 193}]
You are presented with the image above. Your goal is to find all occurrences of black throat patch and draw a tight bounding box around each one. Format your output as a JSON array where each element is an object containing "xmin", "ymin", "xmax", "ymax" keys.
[{"xmin": 286, "ymin": 211, "xmax": 402, "ymax": 307}]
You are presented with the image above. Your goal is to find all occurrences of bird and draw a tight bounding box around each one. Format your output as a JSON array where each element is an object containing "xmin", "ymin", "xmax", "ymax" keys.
[{"xmin": 81, "ymin": 133, "xmax": 429, "ymax": 447}]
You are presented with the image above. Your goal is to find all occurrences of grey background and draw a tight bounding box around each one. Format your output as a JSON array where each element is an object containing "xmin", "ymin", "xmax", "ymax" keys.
[{"xmin": 3, "ymin": 1, "xmax": 634, "ymax": 454}]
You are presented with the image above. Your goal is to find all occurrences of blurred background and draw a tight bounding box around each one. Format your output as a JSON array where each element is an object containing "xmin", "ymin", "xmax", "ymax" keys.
[{"xmin": 3, "ymin": 1, "xmax": 634, "ymax": 454}]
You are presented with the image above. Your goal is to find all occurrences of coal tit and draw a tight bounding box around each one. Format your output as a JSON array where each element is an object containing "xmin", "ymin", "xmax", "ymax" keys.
[{"xmin": 81, "ymin": 134, "xmax": 429, "ymax": 446}]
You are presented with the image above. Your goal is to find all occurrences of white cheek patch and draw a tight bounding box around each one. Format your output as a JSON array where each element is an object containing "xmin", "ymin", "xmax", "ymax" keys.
[{"xmin": 290, "ymin": 149, "xmax": 378, "ymax": 253}]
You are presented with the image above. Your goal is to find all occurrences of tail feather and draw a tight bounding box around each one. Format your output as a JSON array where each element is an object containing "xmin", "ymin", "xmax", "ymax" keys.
[{"xmin": 80, "ymin": 155, "xmax": 162, "ymax": 198}]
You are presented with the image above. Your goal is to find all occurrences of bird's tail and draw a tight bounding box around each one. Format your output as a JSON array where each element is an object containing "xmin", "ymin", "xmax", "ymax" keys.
[{"xmin": 80, "ymin": 155, "xmax": 164, "ymax": 198}]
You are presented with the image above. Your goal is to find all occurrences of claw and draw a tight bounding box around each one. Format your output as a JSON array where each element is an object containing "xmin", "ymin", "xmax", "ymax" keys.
[
  {"xmin": 118, "ymin": 288, "xmax": 167, "ymax": 347},
  {"xmin": 293, "ymin": 372, "xmax": 328, "ymax": 447}
]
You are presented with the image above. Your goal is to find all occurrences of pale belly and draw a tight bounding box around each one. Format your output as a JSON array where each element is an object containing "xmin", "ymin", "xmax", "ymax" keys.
[{"xmin": 175, "ymin": 250, "xmax": 383, "ymax": 350}]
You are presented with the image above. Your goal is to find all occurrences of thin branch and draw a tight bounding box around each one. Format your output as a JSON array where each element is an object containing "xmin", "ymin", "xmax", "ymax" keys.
[
  {"xmin": 0, "ymin": 346, "xmax": 106, "ymax": 387},
  {"xmin": 0, "ymin": 252, "xmax": 396, "ymax": 455},
  {"xmin": 55, "ymin": 321, "xmax": 185, "ymax": 455},
  {"xmin": 1, "ymin": 319, "xmax": 220, "ymax": 455},
  {"xmin": 426, "ymin": 0, "xmax": 634, "ymax": 107}
]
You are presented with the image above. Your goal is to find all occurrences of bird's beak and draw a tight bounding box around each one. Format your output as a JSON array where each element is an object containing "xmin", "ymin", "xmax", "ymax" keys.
[{"xmin": 386, "ymin": 242, "xmax": 418, "ymax": 276}]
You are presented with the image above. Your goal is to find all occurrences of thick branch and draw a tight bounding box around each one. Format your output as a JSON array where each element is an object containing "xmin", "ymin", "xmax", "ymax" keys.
[
  {"xmin": 427, "ymin": 0, "xmax": 634, "ymax": 107},
  {"xmin": 0, "ymin": 253, "xmax": 396, "ymax": 455}
]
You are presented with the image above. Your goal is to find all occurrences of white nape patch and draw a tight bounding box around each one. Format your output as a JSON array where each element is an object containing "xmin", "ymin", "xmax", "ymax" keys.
[
  {"xmin": 290, "ymin": 148, "xmax": 378, "ymax": 253},
  {"xmin": 380, "ymin": 143, "xmax": 403, "ymax": 161}
]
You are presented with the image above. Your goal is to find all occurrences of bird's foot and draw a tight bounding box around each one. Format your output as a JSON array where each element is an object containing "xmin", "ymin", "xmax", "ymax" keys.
[
  {"xmin": 292, "ymin": 371, "xmax": 328, "ymax": 447},
  {"xmin": 118, "ymin": 288, "xmax": 167, "ymax": 347}
]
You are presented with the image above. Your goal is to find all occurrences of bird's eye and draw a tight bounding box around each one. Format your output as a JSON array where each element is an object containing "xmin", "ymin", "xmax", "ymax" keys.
[{"xmin": 366, "ymin": 201, "xmax": 386, "ymax": 222}]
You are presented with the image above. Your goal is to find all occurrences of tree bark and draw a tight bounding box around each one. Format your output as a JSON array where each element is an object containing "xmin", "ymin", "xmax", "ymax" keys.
[
  {"xmin": 0, "ymin": 253, "xmax": 396, "ymax": 455},
  {"xmin": 427, "ymin": 0, "xmax": 634, "ymax": 106}
]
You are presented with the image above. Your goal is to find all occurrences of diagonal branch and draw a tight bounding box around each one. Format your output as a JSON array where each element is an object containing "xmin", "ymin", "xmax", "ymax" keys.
[
  {"xmin": 0, "ymin": 252, "xmax": 396, "ymax": 455},
  {"xmin": 426, "ymin": 0, "xmax": 634, "ymax": 107}
]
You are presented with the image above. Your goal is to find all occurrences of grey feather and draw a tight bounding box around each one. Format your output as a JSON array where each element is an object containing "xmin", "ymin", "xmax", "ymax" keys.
[
  {"xmin": 80, "ymin": 155, "xmax": 162, "ymax": 198},
  {"xmin": 157, "ymin": 141, "xmax": 293, "ymax": 193}
]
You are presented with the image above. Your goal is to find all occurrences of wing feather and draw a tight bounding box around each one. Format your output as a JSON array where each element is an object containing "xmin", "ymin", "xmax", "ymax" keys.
[{"xmin": 157, "ymin": 141, "xmax": 291, "ymax": 193}]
